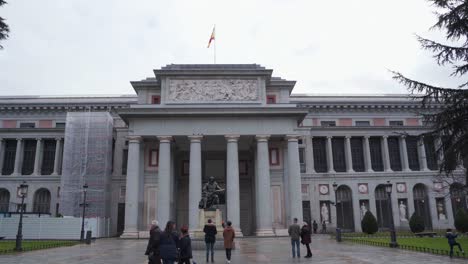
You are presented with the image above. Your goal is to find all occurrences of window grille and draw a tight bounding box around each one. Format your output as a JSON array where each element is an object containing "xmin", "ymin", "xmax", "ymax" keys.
[
  {"xmin": 2, "ymin": 140, "xmax": 16, "ymax": 175},
  {"xmin": 122, "ymin": 149, "xmax": 128, "ymax": 175},
  {"xmin": 351, "ymin": 137, "xmax": 365, "ymax": 172},
  {"xmin": 332, "ymin": 138, "xmax": 346, "ymax": 172},
  {"xmin": 313, "ymin": 137, "xmax": 327, "ymax": 172},
  {"xmin": 406, "ymin": 136, "xmax": 420, "ymax": 170},
  {"xmin": 424, "ymin": 136, "xmax": 438, "ymax": 170},
  {"xmin": 21, "ymin": 140, "xmax": 36, "ymax": 175},
  {"xmin": 33, "ymin": 189, "xmax": 51, "ymax": 214},
  {"xmin": 369, "ymin": 137, "xmax": 383, "ymax": 171},
  {"xmin": 41, "ymin": 140, "xmax": 56, "ymax": 175},
  {"xmin": 388, "ymin": 137, "xmax": 402, "ymax": 171}
]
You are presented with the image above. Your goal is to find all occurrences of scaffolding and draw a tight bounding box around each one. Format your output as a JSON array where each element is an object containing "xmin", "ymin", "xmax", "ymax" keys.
[{"xmin": 60, "ymin": 111, "xmax": 113, "ymax": 218}]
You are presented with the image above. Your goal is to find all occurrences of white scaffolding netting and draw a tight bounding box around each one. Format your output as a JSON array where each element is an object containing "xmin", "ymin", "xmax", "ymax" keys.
[{"xmin": 60, "ymin": 112, "xmax": 113, "ymax": 218}]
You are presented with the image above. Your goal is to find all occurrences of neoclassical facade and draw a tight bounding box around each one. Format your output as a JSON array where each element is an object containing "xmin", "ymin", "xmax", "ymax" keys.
[{"xmin": 0, "ymin": 64, "xmax": 465, "ymax": 237}]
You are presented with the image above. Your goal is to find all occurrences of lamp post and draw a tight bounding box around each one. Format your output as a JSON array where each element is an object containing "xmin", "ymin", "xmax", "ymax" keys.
[
  {"xmin": 332, "ymin": 182, "xmax": 341, "ymax": 242},
  {"xmin": 15, "ymin": 181, "xmax": 28, "ymax": 251},
  {"xmin": 80, "ymin": 183, "xmax": 88, "ymax": 242},
  {"xmin": 385, "ymin": 181, "xmax": 398, "ymax": 248}
]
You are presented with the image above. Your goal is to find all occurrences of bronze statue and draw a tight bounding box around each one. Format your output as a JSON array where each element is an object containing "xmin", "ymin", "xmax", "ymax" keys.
[{"xmin": 199, "ymin": 176, "xmax": 225, "ymax": 209}]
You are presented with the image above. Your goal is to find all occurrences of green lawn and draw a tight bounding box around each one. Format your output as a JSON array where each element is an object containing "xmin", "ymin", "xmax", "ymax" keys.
[{"xmin": 0, "ymin": 240, "xmax": 79, "ymax": 254}]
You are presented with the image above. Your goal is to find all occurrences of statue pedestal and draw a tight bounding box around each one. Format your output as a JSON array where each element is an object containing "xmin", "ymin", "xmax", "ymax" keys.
[{"xmin": 192, "ymin": 209, "xmax": 224, "ymax": 239}]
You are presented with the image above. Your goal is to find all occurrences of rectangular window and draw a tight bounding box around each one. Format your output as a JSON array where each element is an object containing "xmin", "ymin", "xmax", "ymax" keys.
[
  {"xmin": 151, "ymin": 95, "xmax": 161, "ymax": 104},
  {"xmin": 332, "ymin": 138, "xmax": 346, "ymax": 172},
  {"xmin": 2, "ymin": 140, "xmax": 16, "ymax": 175},
  {"xmin": 120, "ymin": 186, "xmax": 126, "ymax": 199},
  {"xmin": 19, "ymin": 122, "xmax": 36, "ymax": 128},
  {"xmin": 406, "ymin": 136, "xmax": 420, "ymax": 171},
  {"xmin": 41, "ymin": 140, "xmax": 56, "ymax": 175},
  {"xmin": 424, "ymin": 136, "xmax": 438, "ymax": 170},
  {"xmin": 388, "ymin": 137, "xmax": 402, "ymax": 171},
  {"xmin": 148, "ymin": 149, "xmax": 158, "ymax": 167},
  {"xmin": 299, "ymin": 148, "xmax": 306, "ymax": 173},
  {"xmin": 369, "ymin": 137, "xmax": 384, "ymax": 171},
  {"xmin": 389, "ymin": 120, "xmax": 404, "ymax": 126},
  {"xmin": 351, "ymin": 137, "xmax": 365, "ymax": 172},
  {"xmin": 21, "ymin": 140, "xmax": 36, "ymax": 175},
  {"xmin": 321, "ymin": 121, "xmax": 336, "ymax": 127},
  {"xmin": 266, "ymin": 95, "xmax": 277, "ymax": 104},
  {"xmin": 55, "ymin": 122, "xmax": 66, "ymax": 128},
  {"xmin": 122, "ymin": 149, "xmax": 128, "ymax": 175},
  {"xmin": 269, "ymin": 148, "xmax": 280, "ymax": 165},
  {"xmin": 313, "ymin": 137, "xmax": 328, "ymax": 172},
  {"xmin": 355, "ymin": 121, "xmax": 370, "ymax": 127}
]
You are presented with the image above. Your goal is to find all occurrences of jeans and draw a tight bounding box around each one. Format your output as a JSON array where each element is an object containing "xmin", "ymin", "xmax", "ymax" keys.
[
  {"xmin": 450, "ymin": 242, "xmax": 463, "ymax": 257},
  {"xmin": 206, "ymin": 242, "xmax": 215, "ymax": 261},
  {"xmin": 225, "ymin": 248, "xmax": 232, "ymax": 260},
  {"xmin": 291, "ymin": 239, "xmax": 300, "ymax": 258}
]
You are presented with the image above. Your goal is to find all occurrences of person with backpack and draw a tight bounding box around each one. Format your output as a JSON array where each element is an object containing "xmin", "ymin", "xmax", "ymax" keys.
[
  {"xmin": 178, "ymin": 226, "xmax": 193, "ymax": 264},
  {"xmin": 446, "ymin": 228, "xmax": 464, "ymax": 258},
  {"xmin": 159, "ymin": 220, "xmax": 179, "ymax": 264},
  {"xmin": 145, "ymin": 220, "xmax": 161, "ymax": 264},
  {"xmin": 203, "ymin": 218, "xmax": 217, "ymax": 262}
]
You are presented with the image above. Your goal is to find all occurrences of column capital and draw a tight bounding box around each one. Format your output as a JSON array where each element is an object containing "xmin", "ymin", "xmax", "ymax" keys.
[
  {"xmin": 16, "ymin": 138, "xmax": 23, "ymax": 142},
  {"xmin": 400, "ymin": 134, "xmax": 407, "ymax": 139},
  {"xmin": 382, "ymin": 135, "xmax": 388, "ymax": 139},
  {"xmin": 157, "ymin": 136, "xmax": 172, "ymax": 143},
  {"xmin": 345, "ymin": 135, "xmax": 352, "ymax": 139},
  {"xmin": 225, "ymin": 135, "xmax": 240, "ymax": 142},
  {"xmin": 126, "ymin": 136, "xmax": 142, "ymax": 143},
  {"xmin": 285, "ymin": 135, "xmax": 301, "ymax": 142},
  {"xmin": 364, "ymin": 135, "xmax": 371, "ymax": 139},
  {"xmin": 255, "ymin": 135, "xmax": 270, "ymax": 142},
  {"xmin": 36, "ymin": 138, "xmax": 42, "ymax": 141},
  {"xmin": 55, "ymin": 137, "xmax": 63, "ymax": 141},
  {"xmin": 326, "ymin": 135, "xmax": 333, "ymax": 139},
  {"xmin": 188, "ymin": 135, "xmax": 203, "ymax": 142}
]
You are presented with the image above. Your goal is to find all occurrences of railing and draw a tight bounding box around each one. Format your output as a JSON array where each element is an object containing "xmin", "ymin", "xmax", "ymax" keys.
[{"xmin": 0, "ymin": 240, "xmax": 79, "ymax": 254}]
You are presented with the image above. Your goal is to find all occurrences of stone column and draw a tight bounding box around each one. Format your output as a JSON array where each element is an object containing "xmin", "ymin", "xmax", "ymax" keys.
[
  {"xmin": 52, "ymin": 138, "xmax": 62, "ymax": 175},
  {"xmin": 188, "ymin": 135, "xmax": 203, "ymax": 231},
  {"xmin": 418, "ymin": 137, "xmax": 429, "ymax": 171},
  {"xmin": 286, "ymin": 135, "xmax": 303, "ymax": 224},
  {"xmin": 255, "ymin": 135, "xmax": 274, "ymax": 236},
  {"xmin": 345, "ymin": 136, "xmax": 354, "ymax": 173},
  {"xmin": 0, "ymin": 138, "xmax": 5, "ymax": 175},
  {"xmin": 305, "ymin": 136, "xmax": 315, "ymax": 174},
  {"xmin": 122, "ymin": 136, "xmax": 141, "ymax": 237},
  {"xmin": 363, "ymin": 136, "xmax": 374, "ymax": 172},
  {"xmin": 226, "ymin": 135, "xmax": 242, "ymax": 236},
  {"xmin": 400, "ymin": 136, "xmax": 410, "ymax": 171},
  {"xmin": 326, "ymin": 136, "xmax": 336, "ymax": 173},
  {"xmin": 33, "ymin": 138, "xmax": 43, "ymax": 175},
  {"xmin": 157, "ymin": 136, "xmax": 172, "ymax": 227},
  {"xmin": 12, "ymin": 138, "xmax": 23, "ymax": 176},
  {"xmin": 382, "ymin": 136, "xmax": 392, "ymax": 172}
]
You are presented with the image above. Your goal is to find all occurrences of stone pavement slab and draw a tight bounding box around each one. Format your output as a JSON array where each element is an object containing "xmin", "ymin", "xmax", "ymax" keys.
[{"xmin": 0, "ymin": 235, "xmax": 465, "ymax": 264}]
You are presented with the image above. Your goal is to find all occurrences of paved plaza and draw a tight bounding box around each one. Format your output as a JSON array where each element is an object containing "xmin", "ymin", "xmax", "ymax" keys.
[{"xmin": 0, "ymin": 235, "xmax": 465, "ymax": 264}]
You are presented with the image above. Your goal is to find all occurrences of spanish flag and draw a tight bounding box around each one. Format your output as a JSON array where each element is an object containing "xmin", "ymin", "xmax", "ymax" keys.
[{"xmin": 207, "ymin": 26, "xmax": 215, "ymax": 48}]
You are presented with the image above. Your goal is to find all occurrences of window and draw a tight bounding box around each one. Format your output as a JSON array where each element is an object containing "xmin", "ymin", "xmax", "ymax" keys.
[
  {"xmin": 266, "ymin": 95, "xmax": 277, "ymax": 104},
  {"xmin": 369, "ymin": 137, "xmax": 383, "ymax": 171},
  {"xmin": 120, "ymin": 186, "xmax": 126, "ymax": 199},
  {"xmin": 0, "ymin": 189, "xmax": 9, "ymax": 212},
  {"xmin": 313, "ymin": 138, "xmax": 327, "ymax": 172},
  {"xmin": 41, "ymin": 140, "xmax": 56, "ymax": 175},
  {"xmin": 2, "ymin": 140, "xmax": 16, "ymax": 175},
  {"xmin": 424, "ymin": 136, "xmax": 438, "ymax": 170},
  {"xmin": 406, "ymin": 136, "xmax": 420, "ymax": 171},
  {"xmin": 151, "ymin": 95, "xmax": 161, "ymax": 104},
  {"xmin": 269, "ymin": 148, "xmax": 280, "ymax": 165},
  {"xmin": 351, "ymin": 137, "xmax": 365, "ymax": 172},
  {"xmin": 33, "ymin": 188, "xmax": 51, "ymax": 214},
  {"xmin": 355, "ymin": 121, "xmax": 370, "ymax": 127},
  {"xmin": 21, "ymin": 140, "xmax": 36, "ymax": 175},
  {"xmin": 388, "ymin": 137, "xmax": 402, "ymax": 171},
  {"xmin": 389, "ymin": 120, "xmax": 404, "ymax": 126},
  {"xmin": 321, "ymin": 121, "xmax": 336, "ymax": 127},
  {"xmin": 149, "ymin": 149, "xmax": 158, "ymax": 167},
  {"xmin": 55, "ymin": 122, "xmax": 66, "ymax": 128},
  {"xmin": 299, "ymin": 148, "xmax": 306, "ymax": 173},
  {"xmin": 332, "ymin": 138, "xmax": 346, "ymax": 172},
  {"xmin": 19, "ymin": 122, "xmax": 36, "ymax": 128},
  {"xmin": 122, "ymin": 149, "xmax": 128, "ymax": 175}
]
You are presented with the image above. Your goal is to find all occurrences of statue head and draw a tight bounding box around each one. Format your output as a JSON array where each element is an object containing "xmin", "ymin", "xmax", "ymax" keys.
[{"xmin": 209, "ymin": 176, "xmax": 215, "ymax": 183}]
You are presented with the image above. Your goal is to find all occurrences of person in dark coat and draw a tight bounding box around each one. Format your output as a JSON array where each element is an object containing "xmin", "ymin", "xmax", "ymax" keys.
[
  {"xmin": 312, "ymin": 220, "xmax": 318, "ymax": 234},
  {"xmin": 301, "ymin": 222, "xmax": 312, "ymax": 258},
  {"xmin": 321, "ymin": 221, "xmax": 327, "ymax": 233},
  {"xmin": 203, "ymin": 218, "xmax": 217, "ymax": 262},
  {"xmin": 446, "ymin": 228, "xmax": 464, "ymax": 258},
  {"xmin": 178, "ymin": 226, "xmax": 193, "ymax": 264},
  {"xmin": 145, "ymin": 220, "xmax": 162, "ymax": 264},
  {"xmin": 223, "ymin": 221, "xmax": 236, "ymax": 263},
  {"xmin": 159, "ymin": 220, "xmax": 179, "ymax": 264}
]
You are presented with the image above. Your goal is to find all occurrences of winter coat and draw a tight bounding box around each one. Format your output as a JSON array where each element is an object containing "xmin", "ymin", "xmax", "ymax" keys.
[
  {"xmin": 203, "ymin": 224, "xmax": 218, "ymax": 243},
  {"xmin": 178, "ymin": 234, "xmax": 193, "ymax": 259},
  {"xmin": 300, "ymin": 225, "xmax": 312, "ymax": 245},
  {"xmin": 223, "ymin": 226, "xmax": 236, "ymax": 249},
  {"xmin": 159, "ymin": 231, "xmax": 179, "ymax": 260},
  {"xmin": 446, "ymin": 232, "xmax": 459, "ymax": 245},
  {"xmin": 288, "ymin": 223, "xmax": 301, "ymax": 240},
  {"xmin": 145, "ymin": 226, "xmax": 161, "ymax": 256}
]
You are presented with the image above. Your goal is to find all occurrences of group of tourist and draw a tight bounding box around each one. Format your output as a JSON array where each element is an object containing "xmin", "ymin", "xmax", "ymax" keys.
[
  {"xmin": 288, "ymin": 218, "xmax": 313, "ymax": 258},
  {"xmin": 144, "ymin": 218, "xmax": 236, "ymax": 264}
]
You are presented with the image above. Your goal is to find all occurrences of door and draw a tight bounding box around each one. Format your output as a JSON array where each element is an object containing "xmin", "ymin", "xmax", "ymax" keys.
[{"xmin": 117, "ymin": 203, "xmax": 125, "ymax": 236}]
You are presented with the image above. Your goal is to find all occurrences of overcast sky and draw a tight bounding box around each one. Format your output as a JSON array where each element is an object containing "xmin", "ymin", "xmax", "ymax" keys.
[{"xmin": 0, "ymin": 0, "xmax": 460, "ymax": 96}]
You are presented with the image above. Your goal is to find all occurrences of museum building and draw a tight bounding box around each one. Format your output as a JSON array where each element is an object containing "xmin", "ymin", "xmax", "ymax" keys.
[{"xmin": 0, "ymin": 64, "xmax": 465, "ymax": 237}]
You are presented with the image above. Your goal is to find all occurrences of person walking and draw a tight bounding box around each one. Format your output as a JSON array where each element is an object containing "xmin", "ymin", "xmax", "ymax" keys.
[
  {"xmin": 288, "ymin": 218, "xmax": 301, "ymax": 258},
  {"xmin": 223, "ymin": 220, "xmax": 236, "ymax": 264},
  {"xmin": 446, "ymin": 228, "xmax": 464, "ymax": 258},
  {"xmin": 301, "ymin": 222, "xmax": 312, "ymax": 258},
  {"xmin": 312, "ymin": 220, "xmax": 318, "ymax": 234},
  {"xmin": 145, "ymin": 220, "xmax": 162, "ymax": 264},
  {"xmin": 321, "ymin": 221, "xmax": 327, "ymax": 233},
  {"xmin": 203, "ymin": 218, "xmax": 217, "ymax": 262},
  {"xmin": 178, "ymin": 226, "xmax": 193, "ymax": 264},
  {"xmin": 159, "ymin": 220, "xmax": 179, "ymax": 264}
]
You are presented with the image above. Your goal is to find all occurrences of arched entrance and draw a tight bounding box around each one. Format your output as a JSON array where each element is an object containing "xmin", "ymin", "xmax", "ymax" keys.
[
  {"xmin": 33, "ymin": 188, "xmax": 51, "ymax": 214},
  {"xmin": 413, "ymin": 184, "xmax": 432, "ymax": 230},
  {"xmin": 450, "ymin": 183, "xmax": 467, "ymax": 218},
  {"xmin": 336, "ymin": 185, "xmax": 354, "ymax": 231},
  {"xmin": 375, "ymin": 185, "xmax": 391, "ymax": 228},
  {"xmin": 0, "ymin": 189, "xmax": 10, "ymax": 212}
]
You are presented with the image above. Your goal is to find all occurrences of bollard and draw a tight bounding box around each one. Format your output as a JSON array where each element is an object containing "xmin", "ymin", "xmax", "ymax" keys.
[
  {"xmin": 85, "ymin": 230, "xmax": 92, "ymax": 245},
  {"xmin": 336, "ymin": 228, "xmax": 342, "ymax": 242}
]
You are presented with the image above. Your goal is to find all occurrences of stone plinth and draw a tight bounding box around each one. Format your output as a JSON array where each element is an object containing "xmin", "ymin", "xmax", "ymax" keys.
[{"xmin": 192, "ymin": 209, "xmax": 223, "ymax": 239}]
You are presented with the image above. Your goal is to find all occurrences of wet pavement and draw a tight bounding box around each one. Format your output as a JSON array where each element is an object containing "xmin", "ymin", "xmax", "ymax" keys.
[{"xmin": 0, "ymin": 235, "xmax": 465, "ymax": 264}]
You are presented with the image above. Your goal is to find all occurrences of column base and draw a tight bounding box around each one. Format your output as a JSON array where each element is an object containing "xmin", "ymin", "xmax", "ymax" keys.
[
  {"xmin": 366, "ymin": 169, "xmax": 374, "ymax": 173},
  {"xmin": 120, "ymin": 230, "xmax": 140, "ymax": 239},
  {"xmin": 347, "ymin": 169, "xmax": 355, "ymax": 173},
  {"xmin": 255, "ymin": 228, "xmax": 275, "ymax": 236},
  {"xmin": 235, "ymin": 230, "xmax": 244, "ymax": 237}
]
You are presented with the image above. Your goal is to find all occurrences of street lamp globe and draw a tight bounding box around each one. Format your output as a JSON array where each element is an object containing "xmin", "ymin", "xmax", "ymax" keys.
[
  {"xmin": 385, "ymin": 181, "xmax": 392, "ymax": 194},
  {"xmin": 18, "ymin": 181, "xmax": 28, "ymax": 197},
  {"xmin": 83, "ymin": 183, "xmax": 89, "ymax": 192},
  {"xmin": 332, "ymin": 182, "xmax": 338, "ymax": 192}
]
